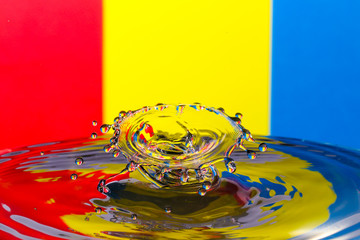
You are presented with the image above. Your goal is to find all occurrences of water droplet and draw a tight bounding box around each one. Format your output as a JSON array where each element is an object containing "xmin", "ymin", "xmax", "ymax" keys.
[
  {"xmin": 259, "ymin": 143, "xmax": 267, "ymax": 152},
  {"xmin": 103, "ymin": 144, "xmax": 113, "ymax": 153},
  {"xmin": 165, "ymin": 207, "xmax": 171, "ymax": 213},
  {"xmin": 180, "ymin": 171, "xmax": 189, "ymax": 183},
  {"xmin": 247, "ymin": 150, "xmax": 257, "ymax": 160},
  {"xmin": 127, "ymin": 161, "xmax": 137, "ymax": 172},
  {"xmin": 113, "ymin": 150, "xmax": 120, "ymax": 158},
  {"xmin": 114, "ymin": 117, "xmax": 120, "ymax": 123},
  {"xmin": 92, "ymin": 120, "xmax": 97, "ymax": 126},
  {"xmin": 70, "ymin": 173, "xmax": 78, "ymax": 180},
  {"xmin": 202, "ymin": 181, "xmax": 211, "ymax": 190},
  {"xmin": 119, "ymin": 111, "xmax": 126, "ymax": 118},
  {"xmin": 75, "ymin": 157, "xmax": 83, "ymax": 165},
  {"xmin": 218, "ymin": 107, "xmax": 225, "ymax": 113},
  {"xmin": 40, "ymin": 151, "xmax": 44, "ymax": 156},
  {"xmin": 110, "ymin": 137, "xmax": 117, "ymax": 145},
  {"xmin": 95, "ymin": 207, "xmax": 102, "ymax": 214},
  {"xmin": 235, "ymin": 113, "xmax": 243, "ymax": 119},
  {"xmin": 131, "ymin": 214, "xmax": 137, "ymax": 220},
  {"xmin": 103, "ymin": 186, "xmax": 111, "ymax": 193},
  {"xmin": 91, "ymin": 132, "xmax": 97, "ymax": 139},
  {"xmin": 100, "ymin": 124, "xmax": 111, "ymax": 133},
  {"xmin": 225, "ymin": 160, "xmax": 236, "ymax": 173},
  {"xmin": 155, "ymin": 172, "xmax": 164, "ymax": 181},
  {"xmin": 198, "ymin": 188, "xmax": 207, "ymax": 196}
]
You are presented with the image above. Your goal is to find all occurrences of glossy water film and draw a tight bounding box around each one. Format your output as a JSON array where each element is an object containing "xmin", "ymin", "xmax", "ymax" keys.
[{"xmin": 0, "ymin": 104, "xmax": 359, "ymax": 239}]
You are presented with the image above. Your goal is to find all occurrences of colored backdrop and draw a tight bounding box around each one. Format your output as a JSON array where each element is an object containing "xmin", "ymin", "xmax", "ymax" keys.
[{"xmin": 1, "ymin": 0, "xmax": 359, "ymax": 149}]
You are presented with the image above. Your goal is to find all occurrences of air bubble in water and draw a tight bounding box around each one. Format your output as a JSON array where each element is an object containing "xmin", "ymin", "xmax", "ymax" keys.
[
  {"xmin": 92, "ymin": 120, "xmax": 97, "ymax": 126},
  {"xmin": 202, "ymin": 181, "xmax": 211, "ymax": 190},
  {"xmin": 100, "ymin": 124, "xmax": 111, "ymax": 133},
  {"xmin": 95, "ymin": 207, "xmax": 102, "ymax": 214},
  {"xmin": 247, "ymin": 150, "xmax": 257, "ymax": 160},
  {"xmin": 40, "ymin": 151, "xmax": 44, "ymax": 156},
  {"xmin": 259, "ymin": 143, "xmax": 267, "ymax": 152},
  {"xmin": 75, "ymin": 157, "xmax": 83, "ymax": 166},
  {"xmin": 70, "ymin": 173, "xmax": 78, "ymax": 180},
  {"xmin": 165, "ymin": 207, "xmax": 171, "ymax": 213},
  {"xmin": 131, "ymin": 214, "xmax": 137, "ymax": 220},
  {"xmin": 198, "ymin": 188, "xmax": 207, "ymax": 196},
  {"xmin": 91, "ymin": 132, "xmax": 97, "ymax": 139}
]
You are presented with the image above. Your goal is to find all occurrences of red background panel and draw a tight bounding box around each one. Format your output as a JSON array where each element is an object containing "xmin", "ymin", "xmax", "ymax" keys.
[{"xmin": 0, "ymin": 0, "xmax": 102, "ymax": 149}]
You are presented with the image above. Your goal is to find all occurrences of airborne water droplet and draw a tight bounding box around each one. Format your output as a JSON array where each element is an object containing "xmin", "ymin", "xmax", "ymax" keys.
[
  {"xmin": 131, "ymin": 214, "xmax": 137, "ymax": 220},
  {"xmin": 165, "ymin": 207, "xmax": 171, "ymax": 213},
  {"xmin": 259, "ymin": 143, "xmax": 267, "ymax": 152},
  {"xmin": 100, "ymin": 124, "xmax": 111, "ymax": 133},
  {"xmin": 198, "ymin": 188, "xmax": 207, "ymax": 196},
  {"xmin": 95, "ymin": 207, "xmax": 102, "ymax": 214},
  {"xmin": 70, "ymin": 173, "xmax": 78, "ymax": 180},
  {"xmin": 92, "ymin": 120, "xmax": 97, "ymax": 126},
  {"xmin": 247, "ymin": 150, "xmax": 257, "ymax": 159},
  {"xmin": 91, "ymin": 132, "xmax": 97, "ymax": 139},
  {"xmin": 75, "ymin": 157, "xmax": 83, "ymax": 166},
  {"xmin": 40, "ymin": 151, "xmax": 44, "ymax": 156}
]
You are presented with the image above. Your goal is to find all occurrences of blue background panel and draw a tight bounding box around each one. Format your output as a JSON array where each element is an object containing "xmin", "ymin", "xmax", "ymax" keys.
[{"xmin": 271, "ymin": 0, "xmax": 360, "ymax": 149}]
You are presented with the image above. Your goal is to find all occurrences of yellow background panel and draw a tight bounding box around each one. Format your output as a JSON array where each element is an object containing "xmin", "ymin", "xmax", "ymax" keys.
[{"xmin": 104, "ymin": 0, "xmax": 270, "ymax": 134}]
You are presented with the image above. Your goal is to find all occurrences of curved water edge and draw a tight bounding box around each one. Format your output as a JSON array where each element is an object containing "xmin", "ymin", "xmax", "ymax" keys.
[{"xmin": 0, "ymin": 135, "xmax": 359, "ymax": 239}]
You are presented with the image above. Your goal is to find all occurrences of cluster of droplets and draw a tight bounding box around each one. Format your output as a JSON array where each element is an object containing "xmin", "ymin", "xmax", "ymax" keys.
[{"xmin": 93, "ymin": 104, "xmax": 267, "ymax": 198}]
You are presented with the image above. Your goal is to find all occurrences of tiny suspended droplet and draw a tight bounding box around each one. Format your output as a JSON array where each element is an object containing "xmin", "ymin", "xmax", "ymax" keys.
[
  {"xmin": 91, "ymin": 132, "xmax": 97, "ymax": 139},
  {"xmin": 100, "ymin": 124, "xmax": 111, "ymax": 133},
  {"xmin": 40, "ymin": 151, "xmax": 44, "ymax": 156},
  {"xmin": 155, "ymin": 172, "xmax": 164, "ymax": 181},
  {"xmin": 113, "ymin": 150, "xmax": 120, "ymax": 158},
  {"xmin": 119, "ymin": 111, "xmax": 126, "ymax": 118},
  {"xmin": 198, "ymin": 188, "xmax": 207, "ymax": 196},
  {"xmin": 165, "ymin": 207, "xmax": 171, "ymax": 213},
  {"xmin": 70, "ymin": 173, "xmax": 78, "ymax": 180},
  {"xmin": 202, "ymin": 181, "xmax": 211, "ymax": 190},
  {"xmin": 218, "ymin": 107, "xmax": 225, "ymax": 113},
  {"xmin": 75, "ymin": 157, "xmax": 83, "ymax": 165},
  {"xmin": 259, "ymin": 143, "xmax": 267, "ymax": 152},
  {"xmin": 92, "ymin": 120, "xmax": 97, "ymax": 126},
  {"xmin": 131, "ymin": 214, "xmax": 137, "ymax": 220},
  {"xmin": 127, "ymin": 161, "xmax": 137, "ymax": 172},
  {"xmin": 114, "ymin": 117, "xmax": 120, "ymax": 123},
  {"xmin": 95, "ymin": 207, "xmax": 102, "ymax": 214},
  {"xmin": 226, "ymin": 161, "xmax": 236, "ymax": 173},
  {"xmin": 180, "ymin": 171, "xmax": 189, "ymax": 183},
  {"xmin": 103, "ymin": 144, "xmax": 113, "ymax": 153},
  {"xmin": 235, "ymin": 113, "xmax": 243, "ymax": 119},
  {"xmin": 247, "ymin": 150, "xmax": 257, "ymax": 160}
]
